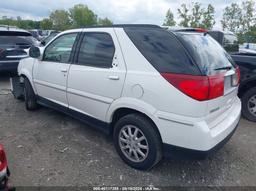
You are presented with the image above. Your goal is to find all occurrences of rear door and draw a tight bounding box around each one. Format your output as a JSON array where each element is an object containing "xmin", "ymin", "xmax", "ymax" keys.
[
  {"xmin": 67, "ymin": 28, "xmax": 126, "ymax": 121},
  {"xmin": 33, "ymin": 32, "xmax": 79, "ymax": 107}
]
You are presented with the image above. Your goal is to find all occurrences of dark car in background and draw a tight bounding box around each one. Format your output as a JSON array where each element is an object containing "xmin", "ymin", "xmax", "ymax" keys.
[
  {"xmin": 0, "ymin": 25, "xmax": 39, "ymax": 75},
  {"xmin": 208, "ymin": 30, "xmax": 256, "ymax": 122},
  {"xmin": 40, "ymin": 31, "xmax": 60, "ymax": 46}
]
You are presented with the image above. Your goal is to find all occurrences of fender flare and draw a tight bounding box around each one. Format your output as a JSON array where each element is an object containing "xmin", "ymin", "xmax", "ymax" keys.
[{"xmin": 19, "ymin": 68, "xmax": 37, "ymax": 94}]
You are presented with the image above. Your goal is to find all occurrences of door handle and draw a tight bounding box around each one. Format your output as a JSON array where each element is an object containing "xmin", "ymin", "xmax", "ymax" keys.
[
  {"xmin": 108, "ymin": 76, "xmax": 119, "ymax": 80},
  {"xmin": 61, "ymin": 69, "xmax": 68, "ymax": 73}
]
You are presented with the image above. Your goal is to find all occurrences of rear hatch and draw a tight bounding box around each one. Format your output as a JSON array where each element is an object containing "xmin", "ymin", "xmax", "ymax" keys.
[
  {"xmin": 175, "ymin": 31, "xmax": 240, "ymax": 122},
  {"xmin": 0, "ymin": 31, "xmax": 37, "ymax": 62}
]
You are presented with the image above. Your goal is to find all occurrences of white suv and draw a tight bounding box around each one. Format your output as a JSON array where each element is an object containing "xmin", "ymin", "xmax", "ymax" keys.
[{"xmin": 17, "ymin": 25, "xmax": 241, "ymax": 170}]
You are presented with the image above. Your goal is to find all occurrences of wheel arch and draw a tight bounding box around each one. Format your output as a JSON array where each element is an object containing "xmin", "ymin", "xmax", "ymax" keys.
[
  {"xmin": 239, "ymin": 78, "xmax": 256, "ymax": 98},
  {"xmin": 107, "ymin": 98, "xmax": 162, "ymax": 143},
  {"xmin": 19, "ymin": 70, "xmax": 37, "ymax": 94}
]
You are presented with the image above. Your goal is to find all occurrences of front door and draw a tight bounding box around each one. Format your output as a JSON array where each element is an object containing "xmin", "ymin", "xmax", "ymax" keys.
[{"xmin": 33, "ymin": 32, "xmax": 79, "ymax": 107}]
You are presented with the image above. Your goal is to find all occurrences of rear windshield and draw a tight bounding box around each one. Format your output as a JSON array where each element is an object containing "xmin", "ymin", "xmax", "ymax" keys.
[
  {"xmin": 124, "ymin": 27, "xmax": 201, "ymax": 75},
  {"xmin": 0, "ymin": 34, "xmax": 38, "ymax": 49},
  {"xmin": 176, "ymin": 32, "xmax": 236, "ymax": 75}
]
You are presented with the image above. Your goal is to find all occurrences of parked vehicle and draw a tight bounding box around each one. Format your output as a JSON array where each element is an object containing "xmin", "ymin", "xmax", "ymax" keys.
[
  {"xmin": 0, "ymin": 25, "xmax": 39, "ymax": 74},
  {"xmin": 40, "ymin": 31, "xmax": 60, "ymax": 46},
  {"xmin": 208, "ymin": 30, "xmax": 256, "ymax": 122},
  {"xmin": 0, "ymin": 144, "xmax": 9, "ymax": 191},
  {"xmin": 28, "ymin": 30, "xmax": 43, "ymax": 41},
  {"xmin": 16, "ymin": 25, "xmax": 241, "ymax": 170}
]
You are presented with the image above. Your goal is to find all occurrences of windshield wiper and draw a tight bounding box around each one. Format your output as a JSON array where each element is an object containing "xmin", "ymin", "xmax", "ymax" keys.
[{"xmin": 214, "ymin": 66, "xmax": 232, "ymax": 71}]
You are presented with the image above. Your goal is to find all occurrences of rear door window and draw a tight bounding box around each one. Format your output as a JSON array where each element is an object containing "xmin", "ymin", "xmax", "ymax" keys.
[
  {"xmin": 176, "ymin": 33, "xmax": 236, "ymax": 75},
  {"xmin": 124, "ymin": 27, "xmax": 201, "ymax": 75},
  {"xmin": 77, "ymin": 32, "xmax": 115, "ymax": 68}
]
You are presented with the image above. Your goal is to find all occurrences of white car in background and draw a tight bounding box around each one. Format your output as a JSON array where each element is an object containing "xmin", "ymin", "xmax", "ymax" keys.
[{"xmin": 17, "ymin": 25, "xmax": 241, "ymax": 170}]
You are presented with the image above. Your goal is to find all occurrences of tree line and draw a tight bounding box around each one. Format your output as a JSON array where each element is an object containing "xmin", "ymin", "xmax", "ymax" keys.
[
  {"xmin": 0, "ymin": 1, "xmax": 255, "ymax": 43},
  {"xmin": 163, "ymin": 0, "xmax": 256, "ymax": 43},
  {"xmin": 0, "ymin": 4, "xmax": 113, "ymax": 31}
]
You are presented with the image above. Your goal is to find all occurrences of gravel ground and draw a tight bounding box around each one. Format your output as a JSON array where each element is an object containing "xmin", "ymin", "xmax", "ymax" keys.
[{"xmin": 0, "ymin": 74, "xmax": 256, "ymax": 187}]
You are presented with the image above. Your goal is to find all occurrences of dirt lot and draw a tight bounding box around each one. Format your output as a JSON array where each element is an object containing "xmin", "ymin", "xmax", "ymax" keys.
[{"xmin": 0, "ymin": 74, "xmax": 256, "ymax": 187}]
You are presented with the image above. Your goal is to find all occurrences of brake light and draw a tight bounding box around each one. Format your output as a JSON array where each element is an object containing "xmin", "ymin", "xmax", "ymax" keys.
[
  {"xmin": 232, "ymin": 67, "xmax": 240, "ymax": 86},
  {"xmin": 0, "ymin": 144, "xmax": 7, "ymax": 172},
  {"xmin": 195, "ymin": 28, "xmax": 208, "ymax": 33},
  {"xmin": 161, "ymin": 73, "xmax": 224, "ymax": 101}
]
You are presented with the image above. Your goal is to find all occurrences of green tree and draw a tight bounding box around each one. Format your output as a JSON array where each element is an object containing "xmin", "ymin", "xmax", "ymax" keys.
[
  {"xmin": 190, "ymin": 2, "xmax": 204, "ymax": 28},
  {"xmin": 98, "ymin": 17, "xmax": 113, "ymax": 26},
  {"xmin": 40, "ymin": 18, "xmax": 53, "ymax": 30},
  {"xmin": 50, "ymin": 9, "xmax": 71, "ymax": 31},
  {"xmin": 201, "ymin": 4, "xmax": 215, "ymax": 29},
  {"xmin": 221, "ymin": 3, "xmax": 242, "ymax": 33},
  {"xmin": 178, "ymin": 4, "xmax": 190, "ymax": 27},
  {"xmin": 163, "ymin": 9, "xmax": 176, "ymax": 26},
  {"xmin": 69, "ymin": 4, "xmax": 97, "ymax": 27},
  {"xmin": 241, "ymin": 0, "xmax": 255, "ymax": 32}
]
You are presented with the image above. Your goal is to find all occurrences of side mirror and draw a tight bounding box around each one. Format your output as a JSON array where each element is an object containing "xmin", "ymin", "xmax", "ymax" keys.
[{"xmin": 29, "ymin": 46, "xmax": 41, "ymax": 58}]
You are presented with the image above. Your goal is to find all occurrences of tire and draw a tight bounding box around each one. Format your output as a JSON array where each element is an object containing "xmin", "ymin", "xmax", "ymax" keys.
[
  {"xmin": 113, "ymin": 114, "xmax": 162, "ymax": 170},
  {"xmin": 241, "ymin": 87, "xmax": 256, "ymax": 122},
  {"xmin": 24, "ymin": 78, "xmax": 38, "ymax": 111}
]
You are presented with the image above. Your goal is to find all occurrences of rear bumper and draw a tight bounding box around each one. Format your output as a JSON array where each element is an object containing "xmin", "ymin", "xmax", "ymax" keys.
[
  {"xmin": 163, "ymin": 121, "xmax": 239, "ymax": 159},
  {"xmin": 0, "ymin": 61, "xmax": 19, "ymax": 73},
  {"xmin": 155, "ymin": 97, "xmax": 241, "ymax": 157}
]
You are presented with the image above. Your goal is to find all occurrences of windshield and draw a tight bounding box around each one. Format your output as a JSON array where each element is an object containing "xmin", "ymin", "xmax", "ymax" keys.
[{"xmin": 176, "ymin": 32, "xmax": 236, "ymax": 75}]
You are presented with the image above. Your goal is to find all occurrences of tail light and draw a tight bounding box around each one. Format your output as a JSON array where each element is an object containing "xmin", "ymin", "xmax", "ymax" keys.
[
  {"xmin": 0, "ymin": 144, "xmax": 7, "ymax": 172},
  {"xmin": 232, "ymin": 67, "xmax": 240, "ymax": 86},
  {"xmin": 161, "ymin": 73, "xmax": 224, "ymax": 101}
]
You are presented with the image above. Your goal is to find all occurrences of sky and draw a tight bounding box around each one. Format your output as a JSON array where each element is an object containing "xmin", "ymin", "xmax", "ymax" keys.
[{"xmin": 0, "ymin": 0, "xmax": 243, "ymax": 29}]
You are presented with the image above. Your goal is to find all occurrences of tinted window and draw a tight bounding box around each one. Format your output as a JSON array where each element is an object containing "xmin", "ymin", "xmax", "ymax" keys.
[
  {"xmin": 0, "ymin": 33, "xmax": 38, "ymax": 49},
  {"xmin": 77, "ymin": 33, "xmax": 115, "ymax": 68},
  {"xmin": 124, "ymin": 27, "xmax": 200, "ymax": 75},
  {"xmin": 43, "ymin": 33, "xmax": 77, "ymax": 63},
  {"xmin": 176, "ymin": 33, "xmax": 235, "ymax": 75}
]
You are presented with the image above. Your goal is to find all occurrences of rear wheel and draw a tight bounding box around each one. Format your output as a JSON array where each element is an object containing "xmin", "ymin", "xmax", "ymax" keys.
[
  {"xmin": 241, "ymin": 87, "xmax": 256, "ymax": 122},
  {"xmin": 113, "ymin": 114, "xmax": 162, "ymax": 170},
  {"xmin": 24, "ymin": 78, "xmax": 38, "ymax": 111}
]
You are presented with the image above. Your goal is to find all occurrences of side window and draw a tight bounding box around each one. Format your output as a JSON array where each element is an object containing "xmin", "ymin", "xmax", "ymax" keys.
[
  {"xmin": 43, "ymin": 33, "xmax": 77, "ymax": 63},
  {"xmin": 77, "ymin": 33, "xmax": 115, "ymax": 68}
]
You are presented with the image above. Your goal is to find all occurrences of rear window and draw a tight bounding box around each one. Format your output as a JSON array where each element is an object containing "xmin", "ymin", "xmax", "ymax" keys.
[
  {"xmin": 176, "ymin": 33, "xmax": 236, "ymax": 75},
  {"xmin": 124, "ymin": 27, "xmax": 201, "ymax": 75},
  {"xmin": 0, "ymin": 31, "xmax": 38, "ymax": 48}
]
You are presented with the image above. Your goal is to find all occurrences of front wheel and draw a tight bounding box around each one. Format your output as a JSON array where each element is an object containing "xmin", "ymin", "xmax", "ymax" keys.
[
  {"xmin": 241, "ymin": 87, "xmax": 256, "ymax": 122},
  {"xmin": 113, "ymin": 114, "xmax": 162, "ymax": 170},
  {"xmin": 24, "ymin": 78, "xmax": 38, "ymax": 111}
]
